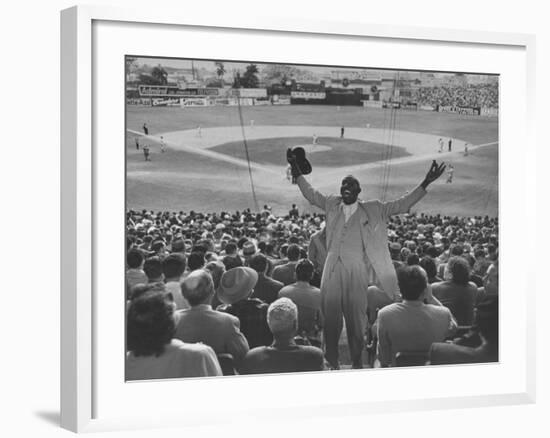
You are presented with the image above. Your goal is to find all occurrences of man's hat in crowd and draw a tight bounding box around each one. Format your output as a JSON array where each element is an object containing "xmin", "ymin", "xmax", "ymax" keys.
[
  {"xmin": 390, "ymin": 242, "xmax": 402, "ymax": 251},
  {"xmin": 218, "ymin": 267, "xmax": 258, "ymax": 305},
  {"xmin": 171, "ymin": 239, "xmax": 185, "ymax": 252},
  {"xmin": 240, "ymin": 241, "xmax": 257, "ymax": 257}
]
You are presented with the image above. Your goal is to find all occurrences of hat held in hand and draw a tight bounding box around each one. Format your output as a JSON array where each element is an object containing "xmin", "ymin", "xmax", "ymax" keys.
[
  {"xmin": 286, "ymin": 147, "xmax": 312, "ymax": 175},
  {"xmin": 218, "ymin": 267, "xmax": 258, "ymax": 305}
]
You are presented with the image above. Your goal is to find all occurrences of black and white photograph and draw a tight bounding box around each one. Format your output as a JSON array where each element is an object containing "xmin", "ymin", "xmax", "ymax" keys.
[{"xmin": 125, "ymin": 56, "xmax": 499, "ymax": 379}]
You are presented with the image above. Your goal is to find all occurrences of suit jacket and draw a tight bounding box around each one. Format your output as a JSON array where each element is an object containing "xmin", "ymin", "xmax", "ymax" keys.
[
  {"xmin": 251, "ymin": 274, "xmax": 284, "ymax": 304},
  {"xmin": 297, "ymin": 175, "xmax": 426, "ymax": 299},
  {"xmin": 174, "ymin": 304, "xmax": 250, "ymax": 362},
  {"xmin": 308, "ymin": 228, "xmax": 327, "ymax": 274}
]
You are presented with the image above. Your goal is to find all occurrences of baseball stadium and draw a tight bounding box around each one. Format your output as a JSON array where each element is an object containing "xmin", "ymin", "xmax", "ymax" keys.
[
  {"xmin": 125, "ymin": 59, "xmax": 499, "ymax": 375},
  {"xmin": 126, "ymin": 62, "xmax": 498, "ymax": 217}
]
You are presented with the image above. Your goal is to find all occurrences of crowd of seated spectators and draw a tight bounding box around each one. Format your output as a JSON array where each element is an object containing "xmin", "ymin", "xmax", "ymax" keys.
[
  {"xmin": 414, "ymin": 83, "xmax": 499, "ymax": 109},
  {"xmin": 126, "ymin": 206, "xmax": 498, "ymax": 378}
]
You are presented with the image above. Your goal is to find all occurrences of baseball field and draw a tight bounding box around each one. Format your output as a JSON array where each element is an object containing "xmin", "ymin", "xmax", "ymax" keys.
[{"xmin": 126, "ymin": 104, "xmax": 498, "ymax": 217}]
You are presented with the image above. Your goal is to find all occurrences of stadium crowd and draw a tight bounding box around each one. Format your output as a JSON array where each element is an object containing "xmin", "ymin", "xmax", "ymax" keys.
[
  {"xmin": 126, "ymin": 205, "xmax": 498, "ymax": 379},
  {"xmin": 415, "ymin": 83, "xmax": 499, "ymax": 109}
]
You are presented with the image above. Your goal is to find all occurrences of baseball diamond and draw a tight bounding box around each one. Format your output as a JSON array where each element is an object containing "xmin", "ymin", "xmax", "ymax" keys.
[{"xmin": 126, "ymin": 105, "xmax": 498, "ymax": 216}]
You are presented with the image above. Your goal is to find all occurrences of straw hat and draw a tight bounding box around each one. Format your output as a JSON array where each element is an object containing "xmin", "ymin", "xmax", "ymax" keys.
[{"xmin": 218, "ymin": 267, "xmax": 258, "ymax": 305}]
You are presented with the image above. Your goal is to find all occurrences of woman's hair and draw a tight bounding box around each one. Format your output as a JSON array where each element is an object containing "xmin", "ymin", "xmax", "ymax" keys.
[
  {"xmin": 127, "ymin": 291, "xmax": 175, "ymax": 357},
  {"xmin": 447, "ymin": 256, "xmax": 471, "ymax": 286}
]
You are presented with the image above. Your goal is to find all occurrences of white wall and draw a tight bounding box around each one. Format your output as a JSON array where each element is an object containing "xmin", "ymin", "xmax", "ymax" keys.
[{"xmin": 0, "ymin": 1, "xmax": 547, "ymax": 437}]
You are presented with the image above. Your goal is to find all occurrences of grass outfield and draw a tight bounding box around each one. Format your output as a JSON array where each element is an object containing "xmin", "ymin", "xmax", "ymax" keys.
[
  {"xmin": 128, "ymin": 104, "xmax": 498, "ymax": 144},
  {"xmin": 210, "ymin": 137, "xmax": 410, "ymax": 167},
  {"xmin": 126, "ymin": 105, "xmax": 498, "ymax": 217}
]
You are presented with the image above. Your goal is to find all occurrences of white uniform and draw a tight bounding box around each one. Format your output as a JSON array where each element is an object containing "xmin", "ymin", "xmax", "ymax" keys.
[{"xmin": 446, "ymin": 166, "xmax": 454, "ymax": 183}]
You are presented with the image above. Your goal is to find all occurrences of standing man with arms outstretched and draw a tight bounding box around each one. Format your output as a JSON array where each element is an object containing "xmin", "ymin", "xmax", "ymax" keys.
[{"xmin": 287, "ymin": 150, "xmax": 445, "ymax": 369}]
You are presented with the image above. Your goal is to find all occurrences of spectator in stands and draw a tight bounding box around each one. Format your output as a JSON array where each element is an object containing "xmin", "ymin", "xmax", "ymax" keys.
[
  {"xmin": 217, "ymin": 267, "xmax": 273, "ymax": 348},
  {"xmin": 419, "ymin": 256, "xmax": 442, "ymax": 284},
  {"xmin": 126, "ymin": 249, "xmax": 148, "ymax": 291},
  {"xmin": 170, "ymin": 238, "xmax": 186, "ymax": 256},
  {"xmin": 278, "ymin": 259, "xmax": 323, "ymax": 343},
  {"xmin": 126, "ymin": 290, "xmax": 222, "ymax": 380},
  {"xmin": 204, "ymin": 260, "xmax": 226, "ymax": 309},
  {"xmin": 127, "ymin": 282, "xmax": 166, "ymax": 309},
  {"xmin": 187, "ymin": 251, "xmax": 205, "ymax": 272},
  {"xmin": 240, "ymin": 298, "xmax": 325, "ymax": 374},
  {"xmin": 151, "ymin": 240, "xmax": 167, "ymax": 258},
  {"xmin": 473, "ymin": 248, "xmax": 490, "ymax": 275},
  {"xmin": 430, "ymin": 295, "xmax": 498, "ymax": 364},
  {"xmin": 174, "ymin": 270, "xmax": 249, "ymax": 363},
  {"xmin": 143, "ymin": 256, "xmax": 164, "ymax": 283},
  {"xmin": 162, "ymin": 254, "xmax": 189, "ymax": 310},
  {"xmin": 407, "ymin": 253, "xmax": 420, "ymax": 266},
  {"xmin": 377, "ymin": 265, "xmax": 457, "ymax": 367},
  {"xmin": 249, "ymin": 253, "xmax": 284, "ymax": 305},
  {"xmin": 240, "ymin": 241, "xmax": 257, "ymax": 266},
  {"xmin": 483, "ymin": 259, "xmax": 499, "ymax": 296},
  {"xmin": 126, "ymin": 207, "xmax": 498, "ymax": 370},
  {"xmin": 389, "ymin": 242, "xmax": 402, "ymax": 263},
  {"xmin": 264, "ymin": 241, "xmax": 280, "ymax": 265},
  {"xmin": 272, "ymin": 243, "xmax": 301, "ymax": 285},
  {"xmin": 221, "ymin": 242, "xmax": 243, "ymax": 270},
  {"xmin": 432, "ymin": 256, "xmax": 479, "ymax": 325}
]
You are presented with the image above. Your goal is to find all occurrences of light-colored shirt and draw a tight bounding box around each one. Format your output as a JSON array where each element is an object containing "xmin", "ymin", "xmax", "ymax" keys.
[
  {"xmin": 341, "ymin": 201, "xmax": 358, "ymax": 223},
  {"xmin": 279, "ymin": 282, "xmax": 323, "ymax": 335},
  {"xmin": 126, "ymin": 268, "xmax": 147, "ymax": 290},
  {"xmin": 126, "ymin": 339, "xmax": 222, "ymax": 380},
  {"xmin": 165, "ymin": 280, "xmax": 190, "ymax": 311},
  {"xmin": 377, "ymin": 300, "xmax": 457, "ymax": 367}
]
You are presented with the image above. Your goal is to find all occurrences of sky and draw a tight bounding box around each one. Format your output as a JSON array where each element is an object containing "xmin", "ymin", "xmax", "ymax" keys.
[{"xmin": 132, "ymin": 56, "xmax": 498, "ymax": 80}]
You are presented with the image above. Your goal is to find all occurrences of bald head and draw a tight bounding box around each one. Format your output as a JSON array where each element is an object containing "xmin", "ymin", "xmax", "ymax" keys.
[{"xmin": 181, "ymin": 269, "xmax": 214, "ymax": 306}]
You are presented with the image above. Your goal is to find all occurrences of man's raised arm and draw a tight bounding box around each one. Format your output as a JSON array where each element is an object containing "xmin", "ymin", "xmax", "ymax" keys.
[
  {"xmin": 381, "ymin": 160, "xmax": 446, "ymax": 219},
  {"xmin": 287, "ymin": 148, "xmax": 327, "ymax": 211}
]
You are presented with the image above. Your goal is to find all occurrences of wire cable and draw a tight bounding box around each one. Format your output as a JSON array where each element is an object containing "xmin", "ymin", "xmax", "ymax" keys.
[{"xmin": 236, "ymin": 94, "xmax": 260, "ymax": 211}]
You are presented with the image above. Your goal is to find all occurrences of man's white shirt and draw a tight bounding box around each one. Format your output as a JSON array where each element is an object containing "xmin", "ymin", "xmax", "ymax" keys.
[{"xmin": 341, "ymin": 201, "xmax": 358, "ymax": 223}]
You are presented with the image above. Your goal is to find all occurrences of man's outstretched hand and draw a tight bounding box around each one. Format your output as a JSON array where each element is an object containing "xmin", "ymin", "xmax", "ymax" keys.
[
  {"xmin": 421, "ymin": 160, "xmax": 446, "ymax": 189},
  {"xmin": 286, "ymin": 148, "xmax": 302, "ymax": 183},
  {"xmin": 286, "ymin": 148, "xmax": 297, "ymax": 165}
]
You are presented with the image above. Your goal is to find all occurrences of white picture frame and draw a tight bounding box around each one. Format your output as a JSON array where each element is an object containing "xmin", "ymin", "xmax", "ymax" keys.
[{"xmin": 61, "ymin": 5, "xmax": 536, "ymax": 433}]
